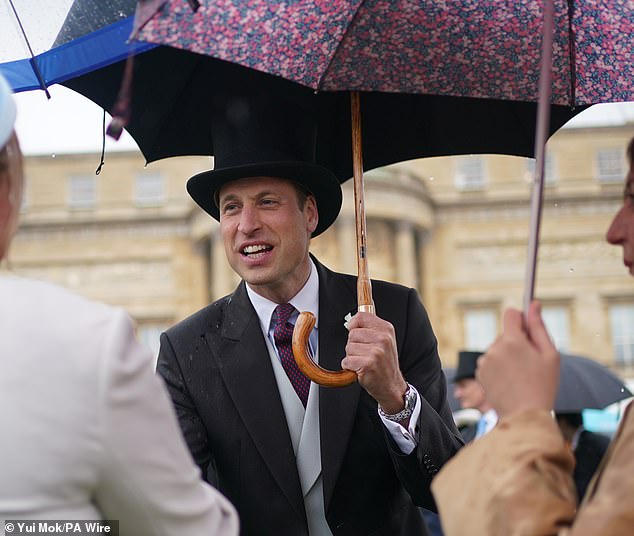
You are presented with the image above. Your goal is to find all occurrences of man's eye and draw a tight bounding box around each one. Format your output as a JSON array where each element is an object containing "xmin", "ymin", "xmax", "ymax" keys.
[
  {"xmin": 222, "ymin": 203, "xmax": 239, "ymax": 213},
  {"xmin": 260, "ymin": 198, "xmax": 278, "ymax": 206}
]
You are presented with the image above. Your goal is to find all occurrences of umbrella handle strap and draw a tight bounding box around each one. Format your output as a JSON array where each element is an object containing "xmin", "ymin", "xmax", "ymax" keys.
[{"xmin": 292, "ymin": 312, "xmax": 357, "ymax": 387}]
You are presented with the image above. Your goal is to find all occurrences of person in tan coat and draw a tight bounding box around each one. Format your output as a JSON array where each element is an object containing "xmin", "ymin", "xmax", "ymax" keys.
[{"xmin": 431, "ymin": 136, "xmax": 634, "ymax": 536}]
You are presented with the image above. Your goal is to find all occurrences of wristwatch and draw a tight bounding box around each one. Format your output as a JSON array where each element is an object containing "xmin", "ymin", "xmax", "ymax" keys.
[{"xmin": 379, "ymin": 383, "xmax": 417, "ymax": 422}]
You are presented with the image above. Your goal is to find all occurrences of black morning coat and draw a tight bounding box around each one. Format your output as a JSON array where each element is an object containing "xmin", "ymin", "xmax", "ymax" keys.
[{"xmin": 157, "ymin": 257, "xmax": 463, "ymax": 536}]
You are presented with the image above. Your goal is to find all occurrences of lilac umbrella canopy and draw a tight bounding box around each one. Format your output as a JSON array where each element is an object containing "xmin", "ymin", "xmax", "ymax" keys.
[{"xmin": 136, "ymin": 0, "xmax": 634, "ymax": 107}]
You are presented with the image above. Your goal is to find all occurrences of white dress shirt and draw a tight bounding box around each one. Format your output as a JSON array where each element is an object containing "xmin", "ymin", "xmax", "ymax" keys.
[
  {"xmin": 475, "ymin": 409, "xmax": 499, "ymax": 439},
  {"xmin": 246, "ymin": 259, "xmax": 421, "ymax": 453}
]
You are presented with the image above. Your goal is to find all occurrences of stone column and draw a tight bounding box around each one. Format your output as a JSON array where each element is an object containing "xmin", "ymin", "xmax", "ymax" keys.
[
  {"xmin": 337, "ymin": 215, "xmax": 357, "ymax": 276},
  {"xmin": 417, "ymin": 228, "xmax": 429, "ymax": 298},
  {"xmin": 395, "ymin": 220, "xmax": 417, "ymax": 288}
]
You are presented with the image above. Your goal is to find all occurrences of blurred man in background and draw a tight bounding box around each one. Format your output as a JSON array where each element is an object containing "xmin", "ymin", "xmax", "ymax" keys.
[{"xmin": 453, "ymin": 351, "xmax": 497, "ymax": 442}]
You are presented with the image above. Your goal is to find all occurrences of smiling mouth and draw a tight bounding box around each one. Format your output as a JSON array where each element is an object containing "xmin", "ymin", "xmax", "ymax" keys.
[{"xmin": 242, "ymin": 244, "xmax": 273, "ymax": 257}]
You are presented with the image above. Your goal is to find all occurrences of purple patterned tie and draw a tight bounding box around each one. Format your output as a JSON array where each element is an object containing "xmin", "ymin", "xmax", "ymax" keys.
[{"xmin": 273, "ymin": 303, "xmax": 310, "ymax": 407}]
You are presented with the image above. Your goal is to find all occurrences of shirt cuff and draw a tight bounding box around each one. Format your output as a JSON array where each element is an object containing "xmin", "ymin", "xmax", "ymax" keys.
[{"xmin": 379, "ymin": 385, "xmax": 421, "ymax": 455}]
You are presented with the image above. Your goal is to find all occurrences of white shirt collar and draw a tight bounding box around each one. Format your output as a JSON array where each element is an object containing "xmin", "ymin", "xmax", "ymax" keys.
[
  {"xmin": 481, "ymin": 409, "xmax": 498, "ymax": 432},
  {"xmin": 571, "ymin": 426, "xmax": 583, "ymax": 450},
  {"xmin": 246, "ymin": 258, "xmax": 319, "ymax": 335}
]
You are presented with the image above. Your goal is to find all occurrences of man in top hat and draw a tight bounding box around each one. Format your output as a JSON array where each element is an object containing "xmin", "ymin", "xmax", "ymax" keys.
[
  {"xmin": 157, "ymin": 94, "xmax": 463, "ymax": 536},
  {"xmin": 453, "ymin": 351, "xmax": 497, "ymax": 443}
]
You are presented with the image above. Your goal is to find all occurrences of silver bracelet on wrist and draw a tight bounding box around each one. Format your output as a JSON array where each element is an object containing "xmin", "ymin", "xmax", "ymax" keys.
[{"xmin": 378, "ymin": 383, "xmax": 416, "ymax": 422}]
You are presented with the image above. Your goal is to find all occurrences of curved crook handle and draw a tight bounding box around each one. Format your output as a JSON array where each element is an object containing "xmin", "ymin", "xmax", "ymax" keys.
[{"xmin": 292, "ymin": 311, "xmax": 357, "ymax": 387}]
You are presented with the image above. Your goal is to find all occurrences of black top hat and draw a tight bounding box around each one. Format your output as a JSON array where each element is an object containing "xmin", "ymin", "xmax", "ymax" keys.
[
  {"xmin": 187, "ymin": 94, "xmax": 342, "ymax": 237},
  {"xmin": 453, "ymin": 350, "xmax": 484, "ymax": 382}
]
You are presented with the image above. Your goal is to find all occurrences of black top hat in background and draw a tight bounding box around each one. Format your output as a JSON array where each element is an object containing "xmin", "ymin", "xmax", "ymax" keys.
[
  {"xmin": 187, "ymin": 93, "xmax": 342, "ymax": 237},
  {"xmin": 453, "ymin": 350, "xmax": 484, "ymax": 382}
]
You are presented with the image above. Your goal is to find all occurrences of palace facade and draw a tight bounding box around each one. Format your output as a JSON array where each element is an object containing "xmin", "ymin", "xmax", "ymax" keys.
[{"xmin": 7, "ymin": 122, "xmax": 634, "ymax": 379}]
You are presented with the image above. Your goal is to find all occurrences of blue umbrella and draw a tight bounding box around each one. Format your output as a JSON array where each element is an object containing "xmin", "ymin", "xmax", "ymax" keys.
[{"xmin": 0, "ymin": 0, "xmax": 155, "ymax": 94}]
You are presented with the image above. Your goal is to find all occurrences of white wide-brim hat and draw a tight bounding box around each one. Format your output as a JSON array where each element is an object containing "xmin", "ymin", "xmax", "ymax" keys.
[{"xmin": 0, "ymin": 73, "xmax": 17, "ymax": 149}]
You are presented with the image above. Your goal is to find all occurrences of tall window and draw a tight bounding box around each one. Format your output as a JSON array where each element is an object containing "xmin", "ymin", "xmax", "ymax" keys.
[
  {"xmin": 609, "ymin": 304, "xmax": 634, "ymax": 367},
  {"xmin": 597, "ymin": 148, "xmax": 625, "ymax": 183},
  {"xmin": 526, "ymin": 154, "xmax": 556, "ymax": 184},
  {"xmin": 454, "ymin": 156, "xmax": 485, "ymax": 190},
  {"xmin": 542, "ymin": 306, "xmax": 570, "ymax": 351},
  {"xmin": 463, "ymin": 309, "xmax": 497, "ymax": 351},
  {"xmin": 134, "ymin": 171, "xmax": 166, "ymax": 206},
  {"xmin": 68, "ymin": 175, "xmax": 96, "ymax": 208},
  {"xmin": 137, "ymin": 322, "xmax": 170, "ymax": 366}
]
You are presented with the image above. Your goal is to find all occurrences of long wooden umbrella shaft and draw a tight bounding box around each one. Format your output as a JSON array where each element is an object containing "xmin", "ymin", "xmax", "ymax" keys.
[
  {"xmin": 351, "ymin": 92, "xmax": 375, "ymax": 314},
  {"xmin": 291, "ymin": 92, "xmax": 374, "ymax": 387}
]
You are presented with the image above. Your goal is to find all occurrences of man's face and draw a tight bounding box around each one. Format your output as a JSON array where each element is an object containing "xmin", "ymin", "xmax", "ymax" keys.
[
  {"xmin": 606, "ymin": 166, "xmax": 634, "ymax": 276},
  {"xmin": 218, "ymin": 176, "xmax": 318, "ymax": 303},
  {"xmin": 453, "ymin": 377, "xmax": 487, "ymax": 412}
]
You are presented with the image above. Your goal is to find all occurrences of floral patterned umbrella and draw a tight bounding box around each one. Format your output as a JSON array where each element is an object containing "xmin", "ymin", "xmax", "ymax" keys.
[
  {"xmin": 63, "ymin": 44, "xmax": 584, "ymax": 181},
  {"xmin": 135, "ymin": 0, "xmax": 634, "ymax": 107},
  {"xmin": 62, "ymin": 0, "xmax": 626, "ymax": 386}
]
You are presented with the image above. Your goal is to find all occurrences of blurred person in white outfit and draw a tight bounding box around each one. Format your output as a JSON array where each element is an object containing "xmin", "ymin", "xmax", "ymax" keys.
[{"xmin": 0, "ymin": 73, "xmax": 238, "ymax": 536}]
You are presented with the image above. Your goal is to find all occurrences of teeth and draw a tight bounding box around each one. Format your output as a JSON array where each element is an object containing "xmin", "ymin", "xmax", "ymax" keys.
[{"xmin": 243, "ymin": 244, "xmax": 269, "ymax": 254}]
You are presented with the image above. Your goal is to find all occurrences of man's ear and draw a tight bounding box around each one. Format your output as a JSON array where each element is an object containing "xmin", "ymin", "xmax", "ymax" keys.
[{"xmin": 305, "ymin": 195, "xmax": 318, "ymax": 234}]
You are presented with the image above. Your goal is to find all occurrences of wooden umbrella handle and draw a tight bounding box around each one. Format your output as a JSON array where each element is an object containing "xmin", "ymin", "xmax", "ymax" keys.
[
  {"xmin": 291, "ymin": 92, "xmax": 374, "ymax": 387},
  {"xmin": 292, "ymin": 311, "xmax": 357, "ymax": 387}
]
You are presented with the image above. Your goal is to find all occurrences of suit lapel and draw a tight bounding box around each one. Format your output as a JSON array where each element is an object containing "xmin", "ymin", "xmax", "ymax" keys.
[
  {"xmin": 314, "ymin": 260, "xmax": 362, "ymax": 510},
  {"xmin": 209, "ymin": 282, "xmax": 305, "ymax": 520}
]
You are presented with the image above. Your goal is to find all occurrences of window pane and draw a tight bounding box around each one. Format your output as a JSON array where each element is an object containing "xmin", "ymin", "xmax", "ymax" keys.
[
  {"xmin": 68, "ymin": 175, "xmax": 96, "ymax": 208},
  {"xmin": 542, "ymin": 306, "xmax": 570, "ymax": 351},
  {"xmin": 597, "ymin": 148, "xmax": 624, "ymax": 182},
  {"xmin": 464, "ymin": 309, "xmax": 497, "ymax": 351},
  {"xmin": 609, "ymin": 305, "xmax": 634, "ymax": 367},
  {"xmin": 134, "ymin": 171, "xmax": 166, "ymax": 206},
  {"xmin": 137, "ymin": 322, "xmax": 169, "ymax": 366},
  {"xmin": 526, "ymin": 154, "xmax": 556, "ymax": 184},
  {"xmin": 454, "ymin": 156, "xmax": 485, "ymax": 190}
]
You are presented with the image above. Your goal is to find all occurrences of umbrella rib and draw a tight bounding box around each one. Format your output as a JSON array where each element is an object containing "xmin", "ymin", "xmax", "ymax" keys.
[
  {"xmin": 8, "ymin": 0, "xmax": 37, "ymax": 58},
  {"xmin": 318, "ymin": 0, "xmax": 369, "ymax": 91},
  {"xmin": 566, "ymin": 0, "xmax": 577, "ymax": 107},
  {"xmin": 7, "ymin": 0, "xmax": 51, "ymax": 98}
]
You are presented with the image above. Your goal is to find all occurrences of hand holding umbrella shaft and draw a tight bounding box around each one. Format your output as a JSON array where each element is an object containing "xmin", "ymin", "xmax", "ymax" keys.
[
  {"xmin": 476, "ymin": 301, "xmax": 560, "ymax": 419},
  {"xmin": 341, "ymin": 312, "xmax": 408, "ymax": 414}
]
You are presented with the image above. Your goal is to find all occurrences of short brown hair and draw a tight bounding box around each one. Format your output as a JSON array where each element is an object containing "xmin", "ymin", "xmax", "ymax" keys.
[{"xmin": 292, "ymin": 181, "xmax": 312, "ymax": 210}]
